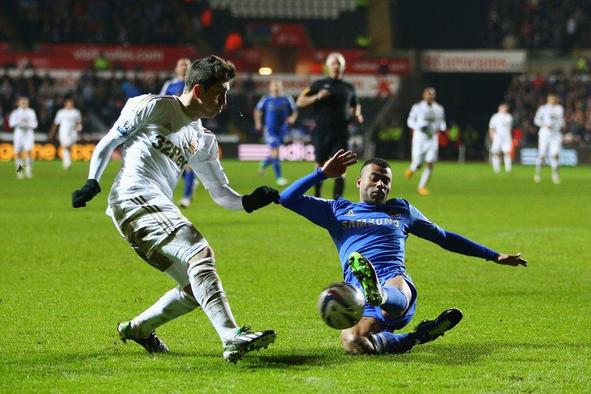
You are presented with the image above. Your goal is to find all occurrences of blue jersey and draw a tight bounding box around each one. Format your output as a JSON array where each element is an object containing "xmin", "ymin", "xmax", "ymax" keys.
[
  {"xmin": 160, "ymin": 78, "xmax": 185, "ymax": 96},
  {"xmin": 280, "ymin": 169, "xmax": 498, "ymax": 283},
  {"xmin": 255, "ymin": 95, "xmax": 296, "ymax": 134}
]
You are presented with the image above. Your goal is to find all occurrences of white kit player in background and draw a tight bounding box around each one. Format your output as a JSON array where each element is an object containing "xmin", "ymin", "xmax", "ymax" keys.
[
  {"xmin": 71, "ymin": 56, "xmax": 278, "ymax": 362},
  {"xmin": 9, "ymin": 96, "xmax": 38, "ymax": 179},
  {"xmin": 533, "ymin": 93, "xmax": 565, "ymax": 184},
  {"xmin": 488, "ymin": 103, "xmax": 514, "ymax": 174},
  {"xmin": 48, "ymin": 97, "xmax": 82, "ymax": 170},
  {"xmin": 404, "ymin": 87, "xmax": 446, "ymax": 195}
]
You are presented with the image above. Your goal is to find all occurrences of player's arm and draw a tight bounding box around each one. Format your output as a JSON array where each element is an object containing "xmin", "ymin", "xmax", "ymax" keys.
[
  {"xmin": 439, "ymin": 108, "xmax": 446, "ymax": 132},
  {"xmin": 48, "ymin": 123, "xmax": 58, "ymax": 140},
  {"xmin": 190, "ymin": 140, "xmax": 279, "ymax": 213},
  {"xmin": 30, "ymin": 111, "xmax": 38, "ymax": 129},
  {"xmin": 407, "ymin": 203, "xmax": 527, "ymax": 267},
  {"xmin": 406, "ymin": 105, "xmax": 418, "ymax": 131},
  {"xmin": 8, "ymin": 112, "xmax": 17, "ymax": 128},
  {"xmin": 350, "ymin": 89, "xmax": 363, "ymax": 124},
  {"xmin": 296, "ymin": 82, "xmax": 328, "ymax": 108},
  {"xmin": 533, "ymin": 107, "xmax": 544, "ymax": 128},
  {"xmin": 72, "ymin": 96, "xmax": 157, "ymax": 208},
  {"xmin": 279, "ymin": 150, "xmax": 357, "ymax": 228},
  {"xmin": 488, "ymin": 116, "xmax": 496, "ymax": 140},
  {"xmin": 76, "ymin": 111, "xmax": 83, "ymax": 133},
  {"xmin": 287, "ymin": 95, "xmax": 298, "ymax": 124},
  {"xmin": 254, "ymin": 97, "xmax": 265, "ymax": 132}
]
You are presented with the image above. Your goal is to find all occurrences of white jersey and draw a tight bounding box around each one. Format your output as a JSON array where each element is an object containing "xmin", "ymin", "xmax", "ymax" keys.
[
  {"xmin": 407, "ymin": 100, "xmax": 446, "ymax": 137},
  {"xmin": 54, "ymin": 108, "xmax": 82, "ymax": 136},
  {"xmin": 106, "ymin": 94, "xmax": 228, "ymax": 205},
  {"xmin": 534, "ymin": 104, "xmax": 564, "ymax": 134},
  {"xmin": 9, "ymin": 107, "xmax": 38, "ymax": 134},
  {"xmin": 489, "ymin": 112, "xmax": 513, "ymax": 137}
]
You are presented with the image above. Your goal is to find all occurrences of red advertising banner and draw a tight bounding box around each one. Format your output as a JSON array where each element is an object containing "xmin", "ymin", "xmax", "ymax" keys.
[{"xmin": 0, "ymin": 44, "xmax": 198, "ymax": 70}]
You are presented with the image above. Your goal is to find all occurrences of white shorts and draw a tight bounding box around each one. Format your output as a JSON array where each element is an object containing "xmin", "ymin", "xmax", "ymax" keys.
[
  {"xmin": 14, "ymin": 129, "xmax": 34, "ymax": 153},
  {"xmin": 108, "ymin": 192, "xmax": 208, "ymax": 284},
  {"xmin": 538, "ymin": 130, "xmax": 562, "ymax": 157},
  {"xmin": 491, "ymin": 133, "xmax": 512, "ymax": 154},
  {"xmin": 411, "ymin": 132, "xmax": 438, "ymax": 164},
  {"xmin": 59, "ymin": 131, "xmax": 78, "ymax": 147}
]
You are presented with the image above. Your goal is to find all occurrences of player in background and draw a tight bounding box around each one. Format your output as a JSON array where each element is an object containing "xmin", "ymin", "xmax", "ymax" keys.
[
  {"xmin": 279, "ymin": 151, "xmax": 527, "ymax": 355},
  {"xmin": 48, "ymin": 97, "xmax": 82, "ymax": 170},
  {"xmin": 488, "ymin": 103, "xmax": 513, "ymax": 174},
  {"xmin": 533, "ymin": 93, "xmax": 565, "ymax": 184},
  {"xmin": 297, "ymin": 52, "xmax": 363, "ymax": 199},
  {"xmin": 161, "ymin": 58, "xmax": 199, "ymax": 208},
  {"xmin": 254, "ymin": 79, "xmax": 298, "ymax": 186},
  {"xmin": 72, "ymin": 56, "xmax": 278, "ymax": 362},
  {"xmin": 9, "ymin": 96, "xmax": 37, "ymax": 179},
  {"xmin": 404, "ymin": 87, "xmax": 446, "ymax": 195}
]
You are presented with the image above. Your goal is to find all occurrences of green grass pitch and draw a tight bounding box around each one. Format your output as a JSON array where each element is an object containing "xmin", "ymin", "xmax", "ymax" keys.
[{"xmin": 1, "ymin": 159, "xmax": 590, "ymax": 392}]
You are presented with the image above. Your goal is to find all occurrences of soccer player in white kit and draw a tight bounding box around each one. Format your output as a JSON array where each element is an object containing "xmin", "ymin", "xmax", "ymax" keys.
[
  {"xmin": 72, "ymin": 56, "xmax": 278, "ymax": 362},
  {"xmin": 48, "ymin": 97, "xmax": 82, "ymax": 170},
  {"xmin": 488, "ymin": 103, "xmax": 513, "ymax": 173},
  {"xmin": 9, "ymin": 96, "xmax": 38, "ymax": 179},
  {"xmin": 533, "ymin": 93, "xmax": 565, "ymax": 184},
  {"xmin": 404, "ymin": 87, "xmax": 446, "ymax": 195}
]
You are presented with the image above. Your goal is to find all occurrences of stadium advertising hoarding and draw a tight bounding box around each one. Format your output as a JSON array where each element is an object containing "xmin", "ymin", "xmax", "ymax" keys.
[
  {"xmin": 519, "ymin": 148, "xmax": 578, "ymax": 166},
  {"xmin": 421, "ymin": 50, "xmax": 527, "ymax": 73}
]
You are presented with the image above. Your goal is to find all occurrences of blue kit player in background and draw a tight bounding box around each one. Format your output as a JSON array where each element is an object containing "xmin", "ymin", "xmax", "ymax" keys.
[
  {"xmin": 254, "ymin": 79, "xmax": 297, "ymax": 186},
  {"xmin": 279, "ymin": 150, "xmax": 527, "ymax": 355},
  {"xmin": 161, "ymin": 58, "xmax": 198, "ymax": 208}
]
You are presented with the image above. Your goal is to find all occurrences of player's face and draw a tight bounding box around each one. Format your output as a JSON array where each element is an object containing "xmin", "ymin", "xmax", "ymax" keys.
[
  {"xmin": 327, "ymin": 57, "xmax": 344, "ymax": 79},
  {"xmin": 175, "ymin": 59, "xmax": 191, "ymax": 79},
  {"xmin": 547, "ymin": 95, "xmax": 558, "ymax": 105},
  {"xmin": 270, "ymin": 80, "xmax": 282, "ymax": 95},
  {"xmin": 357, "ymin": 164, "xmax": 392, "ymax": 205},
  {"xmin": 198, "ymin": 81, "xmax": 230, "ymax": 118},
  {"xmin": 499, "ymin": 104, "xmax": 508, "ymax": 113},
  {"xmin": 64, "ymin": 99, "xmax": 74, "ymax": 109},
  {"xmin": 423, "ymin": 88, "xmax": 436, "ymax": 103},
  {"xmin": 17, "ymin": 98, "xmax": 29, "ymax": 108}
]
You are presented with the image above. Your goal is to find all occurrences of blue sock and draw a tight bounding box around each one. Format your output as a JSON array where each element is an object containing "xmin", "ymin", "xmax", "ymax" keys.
[
  {"xmin": 261, "ymin": 157, "xmax": 273, "ymax": 169},
  {"xmin": 183, "ymin": 170, "xmax": 195, "ymax": 199},
  {"xmin": 380, "ymin": 286, "xmax": 409, "ymax": 315},
  {"xmin": 271, "ymin": 158, "xmax": 282, "ymax": 178},
  {"xmin": 372, "ymin": 331, "xmax": 417, "ymax": 354}
]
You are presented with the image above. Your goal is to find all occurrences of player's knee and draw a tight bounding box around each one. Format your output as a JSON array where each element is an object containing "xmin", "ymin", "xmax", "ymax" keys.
[{"xmin": 340, "ymin": 332, "xmax": 374, "ymax": 355}]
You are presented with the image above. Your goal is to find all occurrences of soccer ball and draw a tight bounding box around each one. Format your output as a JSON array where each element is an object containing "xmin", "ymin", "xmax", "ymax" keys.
[{"xmin": 317, "ymin": 282, "xmax": 365, "ymax": 329}]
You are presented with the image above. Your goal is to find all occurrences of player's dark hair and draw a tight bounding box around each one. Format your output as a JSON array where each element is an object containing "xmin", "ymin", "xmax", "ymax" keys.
[
  {"xmin": 360, "ymin": 158, "xmax": 390, "ymax": 173},
  {"xmin": 184, "ymin": 55, "xmax": 236, "ymax": 92}
]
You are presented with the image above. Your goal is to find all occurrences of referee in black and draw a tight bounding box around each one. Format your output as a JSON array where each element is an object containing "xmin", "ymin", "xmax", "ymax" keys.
[{"xmin": 297, "ymin": 52, "xmax": 363, "ymax": 198}]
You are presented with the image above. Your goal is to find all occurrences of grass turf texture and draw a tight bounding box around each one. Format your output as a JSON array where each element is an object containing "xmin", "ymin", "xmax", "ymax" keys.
[{"xmin": 1, "ymin": 160, "xmax": 590, "ymax": 392}]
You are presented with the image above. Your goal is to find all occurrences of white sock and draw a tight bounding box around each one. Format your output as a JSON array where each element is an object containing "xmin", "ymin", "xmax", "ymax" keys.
[
  {"xmin": 492, "ymin": 155, "xmax": 501, "ymax": 173},
  {"xmin": 409, "ymin": 160, "xmax": 420, "ymax": 172},
  {"xmin": 131, "ymin": 287, "xmax": 199, "ymax": 338},
  {"xmin": 188, "ymin": 256, "xmax": 238, "ymax": 343},
  {"xmin": 24, "ymin": 157, "xmax": 32, "ymax": 176},
  {"xmin": 503, "ymin": 154, "xmax": 512, "ymax": 172},
  {"xmin": 418, "ymin": 167, "xmax": 432, "ymax": 189},
  {"xmin": 535, "ymin": 157, "xmax": 543, "ymax": 174},
  {"xmin": 63, "ymin": 149, "xmax": 71, "ymax": 168},
  {"xmin": 15, "ymin": 158, "xmax": 23, "ymax": 170},
  {"xmin": 550, "ymin": 157, "xmax": 559, "ymax": 178}
]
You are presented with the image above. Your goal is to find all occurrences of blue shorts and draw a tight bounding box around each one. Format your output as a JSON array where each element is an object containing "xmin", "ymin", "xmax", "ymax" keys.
[
  {"xmin": 264, "ymin": 130, "xmax": 285, "ymax": 148},
  {"xmin": 348, "ymin": 272, "xmax": 418, "ymax": 331}
]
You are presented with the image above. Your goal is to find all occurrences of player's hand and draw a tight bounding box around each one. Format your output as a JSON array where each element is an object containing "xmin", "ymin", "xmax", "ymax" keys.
[
  {"xmin": 316, "ymin": 89, "xmax": 330, "ymax": 101},
  {"xmin": 242, "ymin": 186, "xmax": 280, "ymax": 213},
  {"xmin": 322, "ymin": 149, "xmax": 357, "ymax": 178},
  {"xmin": 72, "ymin": 179, "xmax": 101, "ymax": 208},
  {"xmin": 496, "ymin": 253, "xmax": 527, "ymax": 267}
]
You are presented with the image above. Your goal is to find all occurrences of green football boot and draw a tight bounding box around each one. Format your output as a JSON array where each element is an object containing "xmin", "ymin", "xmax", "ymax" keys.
[{"xmin": 348, "ymin": 252, "xmax": 383, "ymax": 306}]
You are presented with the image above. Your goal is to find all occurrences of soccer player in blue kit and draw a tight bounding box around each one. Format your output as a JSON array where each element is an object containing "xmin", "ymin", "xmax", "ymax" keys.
[
  {"xmin": 279, "ymin": 150, "xmax": 527, "ymax": 354},
  {"xmin": 254, "ymin": 79, "xmax": 298, "ymax": 186}
]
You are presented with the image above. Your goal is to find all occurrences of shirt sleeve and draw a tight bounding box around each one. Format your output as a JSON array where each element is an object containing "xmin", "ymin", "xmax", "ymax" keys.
[
  {"xmin": 407, "ymin": 105, "xmax": 418, "ymax": 129},
  {"xmin": 489, "ymin": 115, "xmax": 496, "ymax": 129},
  {"xmin": 187, "ymin": 135, "xmax": 229, "ymax": 190},
  {"xmin": 160, "ymin": 80, "xmax": 170, "ymax": 95},
  {"xmin": 534, "ymin": 107, "xmax": 544, "ymax": 127},
  {"xmin": 279, "ymin": 168, "xmax": 337, "ymax": 230},
  {"xmin": 408, "ymin": 202, "xmax": 499, "ymax": 261},
  {"xmin": 306, "ymin": 80, "xmax": 321, "ymax": 96},
  {"xmin": 54, "ymin": 110, "xmax": 62, "ymax": 125},
  {"xmin": 559, "ymin": 106, "xmax": 565, "ymax": 129},
  {"xmin": 350, "ymin": 85, "xmax": 359, "ymax": 107},
  {"xmin": 8, "ymin": 111, "xmax": 17, "ymax": 128},
  {"xmin": 31, "ymin": 110, "xmax": 38, "ymax": 129},
  {"xmin": 255, "ymin": 96, "xmax": 267, "ymax": 111},
  {"xmin": 111, "ymin": 95, "xmax": 162, "ymax": 139},
  {"xmin": 439, "ymin": 107, "xmax": 447, "ymax": 131}
]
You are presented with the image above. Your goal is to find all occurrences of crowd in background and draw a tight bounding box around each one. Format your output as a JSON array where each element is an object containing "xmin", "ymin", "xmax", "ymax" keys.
[
  {"xmin": 487, "ymin": 0, "xmax": 590, "ymax": 51},
  {"xmin": 504, "ymin": 69, "xmax": 591, "ymax": 147}
]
